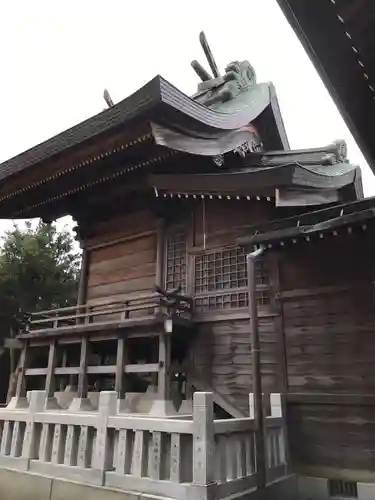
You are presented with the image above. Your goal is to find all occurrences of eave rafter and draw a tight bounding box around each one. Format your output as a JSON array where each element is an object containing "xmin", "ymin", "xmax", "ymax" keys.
[
  {"xmin": 237, "ymin": 198, "xmax": 375, "ymax": 250},
  {"xmin": 155, "ymin": 191, "xmax": 273, "ymax": 203},
  {"xmin": 0, "ymin": 130, "xmax": 153, "ymax": 206},
  {"xmin": 10, "ymin": 149, "xmax": 175, "ymax": 219}
]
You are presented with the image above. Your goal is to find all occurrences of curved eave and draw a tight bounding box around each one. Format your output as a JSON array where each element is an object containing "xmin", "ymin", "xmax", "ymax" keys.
[
  {"xmin": 276, "ymin": 0, "xmax": 375, "ymax": 172},
  {"xmin": 150, "ymin": 162, "xmax": 359, "ymax": 195},
  {"xmin": 0, "ymin": 76, "xmax": 277, "ymax": 185}
]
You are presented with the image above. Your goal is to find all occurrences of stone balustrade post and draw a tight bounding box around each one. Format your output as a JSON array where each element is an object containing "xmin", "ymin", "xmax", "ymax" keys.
[
  {"xmin": 270, "ymin": 393, "xmax": 289, "ymax": 469},
  {"xmin": 269, "ymin": 393, "xmax": 282, "ymax": 418},
  {"xmin": 92, "ymin": 391, "xmax": 117, "ymax": 485},
  {"xmin": 191, "ymin": 392, "xmax": 217, "ymax": 500},
  {"xmin": 21, "ymin": 391, "xmax": 46, "ymax": 470}
]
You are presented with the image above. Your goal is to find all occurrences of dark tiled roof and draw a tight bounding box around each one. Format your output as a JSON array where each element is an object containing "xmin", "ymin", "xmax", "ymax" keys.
[{"xmin": 0, "ymin": 76, "xmax": 278, "ymax": 184}]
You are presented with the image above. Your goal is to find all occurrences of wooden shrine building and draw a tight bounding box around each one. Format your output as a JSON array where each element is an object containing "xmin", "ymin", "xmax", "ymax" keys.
[{"xmin": 0, "ymin": 32, "xmax": 373, "ymax": 500}]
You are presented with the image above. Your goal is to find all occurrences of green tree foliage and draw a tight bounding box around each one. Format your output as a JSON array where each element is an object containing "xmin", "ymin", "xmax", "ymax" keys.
[{"xmin": 0, "ymin": 221, "xmax": 80, "ymax": 336}]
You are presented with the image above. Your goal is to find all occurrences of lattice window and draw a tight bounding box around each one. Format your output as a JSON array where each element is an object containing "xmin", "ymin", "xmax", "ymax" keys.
[
  {"xmin": 193, "ymin": 247, "xmax": 271, "ymax": 314},
  {"xmin": 165, "ymin": 228, "xmax": 187, "ymax": 292}
]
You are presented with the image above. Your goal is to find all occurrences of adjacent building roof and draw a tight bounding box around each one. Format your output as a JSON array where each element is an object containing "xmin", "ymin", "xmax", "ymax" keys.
[
  {"xmin": 276, "ymin": 0, "xmax": 375, "ymax": 172},
  {"xmin": 237, "ymin": 196, "xmax": 375, "ymax": 248}
]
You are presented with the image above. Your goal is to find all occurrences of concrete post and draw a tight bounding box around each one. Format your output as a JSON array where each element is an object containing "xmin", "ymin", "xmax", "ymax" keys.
[
  {"xmin": 270, "ymin": 393, "xmax": 289, "ymax": 470},
  {"xmin": 92, "ymin": 391, "xmax": 117, "ymax": 484},
  {"xmin": 191, "ymin": 392, "xmax": 217, "ymax": 500},
  {"xmin": 21, "ymin": 391, "xmax": 46, "ymax": 470}
]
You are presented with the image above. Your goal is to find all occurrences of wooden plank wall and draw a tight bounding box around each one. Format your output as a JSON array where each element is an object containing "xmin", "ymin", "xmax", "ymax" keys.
[
  {"xmin": 192, "ymin": 317, "xmax": 281, "ymax": 415},
  {"xmin": 279, "ymin": 233, "xmax": 375, "ymax": 473},
  {"xmin": 191, "ymin": 198, "xmax": 273, "ymax": 249},
  {"xmin": 189, "ymin": 199, "xmax": 281, "ymax": 414},
  {"xmin": 84, "ymin": 210, "xmax": 158, "ymax": 306}
]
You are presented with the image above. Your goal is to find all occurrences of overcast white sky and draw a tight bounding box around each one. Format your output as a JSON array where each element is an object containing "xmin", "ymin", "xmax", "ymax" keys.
[{"xmin": 0, "ymin": 0, "xmax": 374, "ymax": 234}]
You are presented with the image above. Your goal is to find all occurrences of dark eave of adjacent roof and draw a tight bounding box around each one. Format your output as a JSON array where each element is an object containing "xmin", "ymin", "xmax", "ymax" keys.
[
  {"xmin": 0, "ymin": 76, "xmax": 279, "ymax": 185},
  {"xmin": 237, "ymin": 196, "xmax": 375, "ymax": 247},
  {"xmin": 276, "ymin": 0, "xmax": 375, "ymax": 173}
]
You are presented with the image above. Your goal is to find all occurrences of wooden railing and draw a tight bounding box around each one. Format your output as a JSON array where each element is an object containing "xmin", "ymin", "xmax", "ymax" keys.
[
  {"xmin": 0, "ymin": 392, "xmax": 287, "ymax": 499},
  {"xmin": 26, "ymin": 290, "xmax": 193, "ymax": 334}
]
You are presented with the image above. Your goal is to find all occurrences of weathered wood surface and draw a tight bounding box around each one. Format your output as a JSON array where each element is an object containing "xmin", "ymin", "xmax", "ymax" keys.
[
  {"xmin": 84, "ymin": 210, "xmax": 157, "ymax": 308},
  {"xmin": 191, "ymin": 318, "xmax": 281, "ymax": 414},
  {"xmin": 280, "ymin": 234, "xmax": 375, "ymax": 471},
  {"xmin": 192, "ymin": 199, "xmax": 273, "ymax": 250},
  {"xmin": 85, "ymin": 210, "xmax": 158, "ymax": 249},
  {"xmin": 288, "ymin": 401, "xmax": 375, "ymax": 470}
]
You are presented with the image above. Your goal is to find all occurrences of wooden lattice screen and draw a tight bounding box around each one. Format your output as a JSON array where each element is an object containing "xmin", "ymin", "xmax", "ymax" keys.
[
  {"xmin": 165, "ymin": 228, "xmax": 187, "ymax": 292},
  {"xmin": 193, "ymin": 247, "xmax": 271, "ymax": 314}
]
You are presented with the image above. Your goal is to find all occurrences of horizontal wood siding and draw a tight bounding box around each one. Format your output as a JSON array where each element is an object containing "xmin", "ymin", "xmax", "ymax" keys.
[
  {"xmin": 288, "ymin": 401, "xmax": 375, "ymax": 471},
  {"xmin": 191, "ymin": 317, "xmax": 280, "ymax": 415},
  {"xmin": 85, "ymin": 211, "xmax": 157, "ymax": 306},
  {"xmin": 280, "ymin": 234, "xmax": 375, "ymax": 472}
]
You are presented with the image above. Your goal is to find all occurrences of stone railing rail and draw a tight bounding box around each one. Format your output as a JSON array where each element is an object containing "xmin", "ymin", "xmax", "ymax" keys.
[{"xmin": 0, "ymin": 391, "xmax": 287, "ymax": 500}]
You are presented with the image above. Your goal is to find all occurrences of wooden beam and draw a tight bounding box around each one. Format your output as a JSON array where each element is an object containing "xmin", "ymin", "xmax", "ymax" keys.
[
  {"xmin": 20, "ymin": 315, "xmax": 160, "ymax": 338},
  {"xmin": 55, "ymin": 367, "xmax": 80, "ymax": 376},
  {"xmin": 4, "ymin": 338, "xmax": 23, "ymax": 350},
  {"xmin": 86, "ymin": 365, "xmax": 116, "ymax": 374},
  {"xmin": 125, "ymin": 363, "xmax": 159, "ymax": 374},
  {"xmin": 45, "ymin": 341, "xmax": 58, "ymax": 398},
  {"xmin": 77, "ymin": 337, "xmax": 89, "ymax": 399},
  {"xmin": 25, "ymin": 368, "xmax": 48, "ymax": 376}
]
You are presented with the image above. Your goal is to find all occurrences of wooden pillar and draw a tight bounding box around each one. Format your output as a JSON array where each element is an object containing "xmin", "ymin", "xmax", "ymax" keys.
[
  {"xmin": 74, "ymin": 248, "xmax": 89, "ymax": 389},
  {"xmin": 60, "ymin": 349, "xmax": 67, "ymax": 391},
  {"xmin": 77, "ymin": 248, "xmax": 89, "ymax": 307},
  {"xmin": 158, "ymin": 332, "xmax": 171, "ymax": 399},
  {"xmin": 115, "ymin": 336, "xmax": 127, "ymax": 399},
  {"xmin": 154, "ymin": 220, "xmax": 165, "ymax": 336},
  {"xmin": 45, "ymin": 340, "xmax": 57, "ymax": 398},
  {"xmin": 15, "ymin": 341, "xmax": 28, "ymax": 399},
  {"xmin": 269, "ymin": 252, "xmax": 288, "ymax": 394},
  {"xmin": 155, "ymin": 220, "xmax": 165, "ymax": 288},
  {"xmin": 77, "ymin": 337, "xmax": 89, "ymax": 399},
  {"xmin": 154, "ymin": 221, "xmax": 166, "ymax": 388}
]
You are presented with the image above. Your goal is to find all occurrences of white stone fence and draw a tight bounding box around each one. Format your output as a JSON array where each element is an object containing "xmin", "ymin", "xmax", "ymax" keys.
[{"xmin": 0, "ymin": 391, "xmax": 287, "ymax": 500}]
